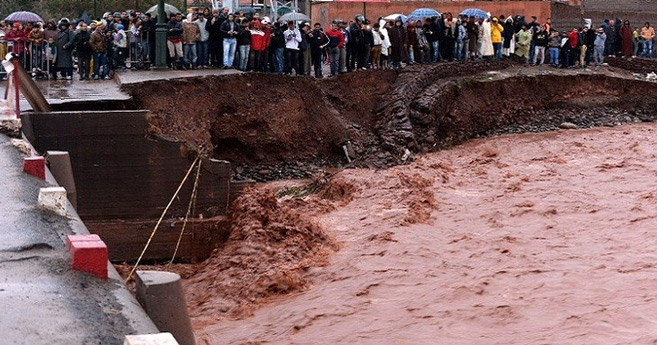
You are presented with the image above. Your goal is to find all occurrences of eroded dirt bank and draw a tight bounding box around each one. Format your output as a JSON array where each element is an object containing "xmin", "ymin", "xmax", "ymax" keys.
[
  {"xmin": 189, "ymin": 122, "xmax": 657, "ymax": 345},
  {"xmin": 124, "ymin": 63, "xmax": 657, "ymax": 181}
]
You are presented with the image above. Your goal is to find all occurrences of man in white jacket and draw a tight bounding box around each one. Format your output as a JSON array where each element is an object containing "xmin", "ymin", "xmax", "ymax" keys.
[
  {"xmin": 379, "ymin": 18, "xmax": 391, "ymax": 69},
  {"xmin": 284, "ymin": 21, "xmax": 302, "ymax": 75}
]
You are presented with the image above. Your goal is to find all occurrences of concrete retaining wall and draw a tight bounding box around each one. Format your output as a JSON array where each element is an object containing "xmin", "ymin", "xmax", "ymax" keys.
[{"xmin": 21, "ymin": 110, "xmax": 250, "ymax": 261}]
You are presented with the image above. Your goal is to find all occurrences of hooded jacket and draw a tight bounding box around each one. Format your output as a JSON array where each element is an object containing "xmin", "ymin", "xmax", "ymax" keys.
[
  {"xmin": 182, "ymin": 18, "xmax": 200, "ymax": 44},
  {"xmin": 491, "ymin": 20, "xmax": 504, "ymax": 43},
  {"xmin": 5, "ymin": 27, "xmax": 27, "ymax": 53},
  {"xmin": 250, "ymin": 21, "xmax": 270, "ymax": 51}
]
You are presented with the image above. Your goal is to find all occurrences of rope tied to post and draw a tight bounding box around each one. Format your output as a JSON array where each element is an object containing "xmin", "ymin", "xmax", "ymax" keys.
[{"xmin": 126, "ymin": 153, "xmax": 202, "ymax": 282}]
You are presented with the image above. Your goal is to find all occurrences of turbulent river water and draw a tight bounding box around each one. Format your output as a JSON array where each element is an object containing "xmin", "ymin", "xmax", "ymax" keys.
[{"xmin": 189, "ymin": 123, "xmax": 657, "ymax": 345}]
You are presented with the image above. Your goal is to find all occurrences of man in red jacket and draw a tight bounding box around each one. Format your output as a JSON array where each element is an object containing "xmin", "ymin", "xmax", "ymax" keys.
[
  {"xmin": 326, "ymin": 22, "xmax": 345, "ymax": 77},
  {"xmin": 568, "ymin": 28, "xmax": 579, "ymax": 68},
  {"xmin": 249, "ymin": 20, "xmax": 270, "ymax": 71}
]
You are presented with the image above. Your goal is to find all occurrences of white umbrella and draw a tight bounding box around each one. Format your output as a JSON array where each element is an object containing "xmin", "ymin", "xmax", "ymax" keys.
[
  {"xmin": 278, "ymin": 12, "xmax": 310, "ymax": 23},
  {"xmin": 384, "ymin": 13, "xmax": 406, "ymax": 22},
  {"xmin": 146, "ymin": 3, "xmax": 182, "ymax": 18}
]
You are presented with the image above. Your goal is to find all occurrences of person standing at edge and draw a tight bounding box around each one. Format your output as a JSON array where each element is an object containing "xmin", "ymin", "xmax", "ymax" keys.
[
  {"xmin": 55, "ymin": 19, "xmax": 75, "ymax": 79},
  {"xmin": 195, "ymin": 12, "xmax": 210, "ymax": 68},
  {"xmin": 220, "ymin": 13, "xmax": 238, "ymax": 69},
  {"xmin": 74, "ymin": 22, "xmax": 92, "ymax": 80},
  {"xmin": 166, "ymin": 13, "xmax": 184, "ymax": 69},
  {"xmin": 641, "ymin": 22, "xmax": 655, "ymax": 58},
  {"xmin": 490, "ymin": 17, "xmax": 504, "ymax": 59},
  {"xmin": 326, "ymin": 22, "xmax": 345, "ymax": 76},
  {"xmin": 594, "ymin": 27, "xmax": 607, "ymax": 66},
  {"xmin": 307, "ymin": 23, "xmax": 329, "ymax": 78},
  {"xmin": 283, "ymin": 21, "xmax": 302, "ymax": 75}
]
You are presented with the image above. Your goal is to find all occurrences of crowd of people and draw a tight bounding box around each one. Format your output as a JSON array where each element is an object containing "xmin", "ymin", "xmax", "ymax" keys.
[{"xmin": 1, "ymin": 9, "xmax": 656, "ymax": 80}]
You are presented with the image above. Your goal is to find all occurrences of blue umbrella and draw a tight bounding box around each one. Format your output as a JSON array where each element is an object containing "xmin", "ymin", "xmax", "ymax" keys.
[
  {"xmin": 459, "ymin": 8, "xmax": 489, "ymax": 19},
  {"xmin": 407, "ymin": 8, "xmax": 441, "ymax": 22}
]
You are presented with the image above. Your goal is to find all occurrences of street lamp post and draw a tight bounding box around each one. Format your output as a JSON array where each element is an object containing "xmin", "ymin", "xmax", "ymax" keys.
[{"xmin": 155, "ymin": 0, "xmax": 168, "ymax": 68}]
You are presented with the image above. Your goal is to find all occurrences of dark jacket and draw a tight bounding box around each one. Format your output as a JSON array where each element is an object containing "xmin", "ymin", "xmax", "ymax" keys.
[
  {"xmin": 237, "ymin": 27, "xmax": 251, "ymax": 46},
  {"xmin": 388, "ymin": 25, "xmax": 407, "ymax": 62},
  {"xmin": 604, "ymin": 24, "xmax": 616, "ymax": 43},
  {"xmin": 466, "ymin": 21, "xmax": 478, "ymax": 42},
  {"xmin": 270, "ymin": 26, "xmax": 285, "ymax": 49},
  {"xmin": 73, "ymin": 29, "xmax": 92, "ymax": 57},
  {"xmin": 166, "ymin": 19, "xmax": 183, "ymax": 39},
  {"xmin": 349, "ymin": 22, "xmax": 363, "ymax": 47},
  {"xmin": 306, "ymin": 30, "xmax": 328, "ymax": 51},
  {"xmin": 208, "ymin": 16, "xmax": 223, "ymax": 42},
  {"xmin": 220, "ymin": 20, "xmax": 238, "ymax": 39},
  {"xmin": 363, "ymin": 28, "xmax": 373, "ymax": 46},
  {"xmin": 141, "ymin": 19, "xmax": 153, "ymax": 41},
  {"xmin": 585, "ymin": 28, "xmax": 597, "ymax": 47},
  {"xmin": 55, "ymin": 28, "xmax": 75, "ymax": 68},
  {"xmin": 534, "ymin": 30, "xmax": 548, "ymax": 47},
  {"xmin": 423, "ymin": 22, "xmax": 436, "ymax": 42},
  {"xmin": 503, "ymin": 21, "xmax": 515, "ymax": 48}
]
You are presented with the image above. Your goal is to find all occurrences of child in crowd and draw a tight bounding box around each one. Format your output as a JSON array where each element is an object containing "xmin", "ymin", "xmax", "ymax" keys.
[{"xmin": 45, "ymin": 37, "xmax": 57, "ymax": 79}]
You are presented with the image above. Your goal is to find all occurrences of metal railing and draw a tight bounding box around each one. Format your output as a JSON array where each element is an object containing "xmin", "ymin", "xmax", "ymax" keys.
[
  {"xmin": 0, "ymin": 41, "xmax": 52, "ymax": 80},
  {"xmin": 125, "ymin": 30, "xmax": 151, "ymax": 69}
]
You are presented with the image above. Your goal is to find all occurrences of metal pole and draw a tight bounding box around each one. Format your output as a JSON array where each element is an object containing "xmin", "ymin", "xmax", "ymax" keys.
[
  {"xmin": 94, "ymin": 0, "xmax": 98, "ymax": 19},
  {"xmin": 182, "ymin": 0, "xmax": 187, "ymax": 15},
  {"xmin": 155, "ymin": 0, "xmax": 168, "ymax": 68},
  {"xmin": 13, "ymin": 59, "xmax": 20, "ymax": 118}
]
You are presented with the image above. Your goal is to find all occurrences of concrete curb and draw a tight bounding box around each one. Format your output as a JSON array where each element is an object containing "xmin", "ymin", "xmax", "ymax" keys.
[{"xmin": 21, "ymin": 133, "xmax": 160, "ymax": 335}]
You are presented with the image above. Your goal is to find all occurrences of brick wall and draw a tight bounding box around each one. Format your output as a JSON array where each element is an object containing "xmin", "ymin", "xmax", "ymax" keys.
[
  {"xmin": 310, "ymin": 0, "xmax": 551, "ymax": 30},
  {"xmin": 551, "ymin": 2, "xmax": 582, "ymax": 30}
]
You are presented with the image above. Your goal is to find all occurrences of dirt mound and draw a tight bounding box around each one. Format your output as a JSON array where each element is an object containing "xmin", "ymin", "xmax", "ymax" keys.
[
  {"xmin": 183, "ymin": 187, "xmax": 337, "ymax": 319},
  {"xmin": 124, "ymin": 62, "xmax": 657, "ymax": 182},
  {"xmin": 407, "ymin": 73, "xmax": 657, "ymax": 151},
  {"xmin": 123, "ymin": 62, "xmax": 518, "ymax": 181}
]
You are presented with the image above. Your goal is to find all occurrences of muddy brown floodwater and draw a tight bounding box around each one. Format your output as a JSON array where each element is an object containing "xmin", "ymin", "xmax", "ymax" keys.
[{"xmin": 187, "ymin": 122, "xmax": 657, "ymax": 345}]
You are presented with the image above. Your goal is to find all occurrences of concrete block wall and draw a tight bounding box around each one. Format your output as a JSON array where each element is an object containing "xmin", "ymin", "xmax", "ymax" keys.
[
  {"xmin": 582, "ymin": 0, "xmax": 657, "ymax": 27},
  {"xmin": 21, "ymin": 110, "xmax": 251, "ymax": 262}
]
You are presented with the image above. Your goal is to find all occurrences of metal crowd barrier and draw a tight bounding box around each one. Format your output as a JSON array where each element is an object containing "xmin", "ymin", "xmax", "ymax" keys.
[
  {"xmin": 0, "ymin": 40, "xmax": 51, "ymax": 80},
  {"xmin": 126, "ymin": 30, "xmax": 151, "ymax": 69}
]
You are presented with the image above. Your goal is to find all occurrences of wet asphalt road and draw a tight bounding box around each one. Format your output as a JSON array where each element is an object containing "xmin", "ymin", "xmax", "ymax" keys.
[{"xmin": 0, "ymin": 134, "xmax": 156, "ymax": 344}]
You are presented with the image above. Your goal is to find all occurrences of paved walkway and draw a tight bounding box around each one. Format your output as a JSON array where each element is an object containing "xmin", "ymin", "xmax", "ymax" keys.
[
  {"xmin": 0, "ymin": 132, "xmax": 157, "ymax": 344},
  {"xmin": 115, "ymin": 67, "xmax": 240, "ymax": 86},
  {"xmin": 0, "ymin": 68, "xmax": 239, "ymax": 111},
  {"xmin": 0, "ymin": 78, "xmax": 130, "ymax": 111}
]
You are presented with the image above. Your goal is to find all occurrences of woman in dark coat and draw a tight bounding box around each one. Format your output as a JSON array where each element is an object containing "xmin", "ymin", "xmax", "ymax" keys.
[
  {"xmin": 55, "ymin": 19, "xmax": 75, "ymax": 79},
  {"xmin": 619, "ymin": 20, "xmax": 634, "ymax": 57},
  {"xmin": 502, "ymin": 16, "xmax": 515, "ymax": 54},
  {"xmin": 406, "ymin": 21, "xmax": 418, "ymax": 64},
  {"xmin": 74, "ymin": 22, "xmax": 93, "ymax": 80},
  {"xmin": 388, "ymin": 19, "xmax": 407, "ymax": 68}
]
